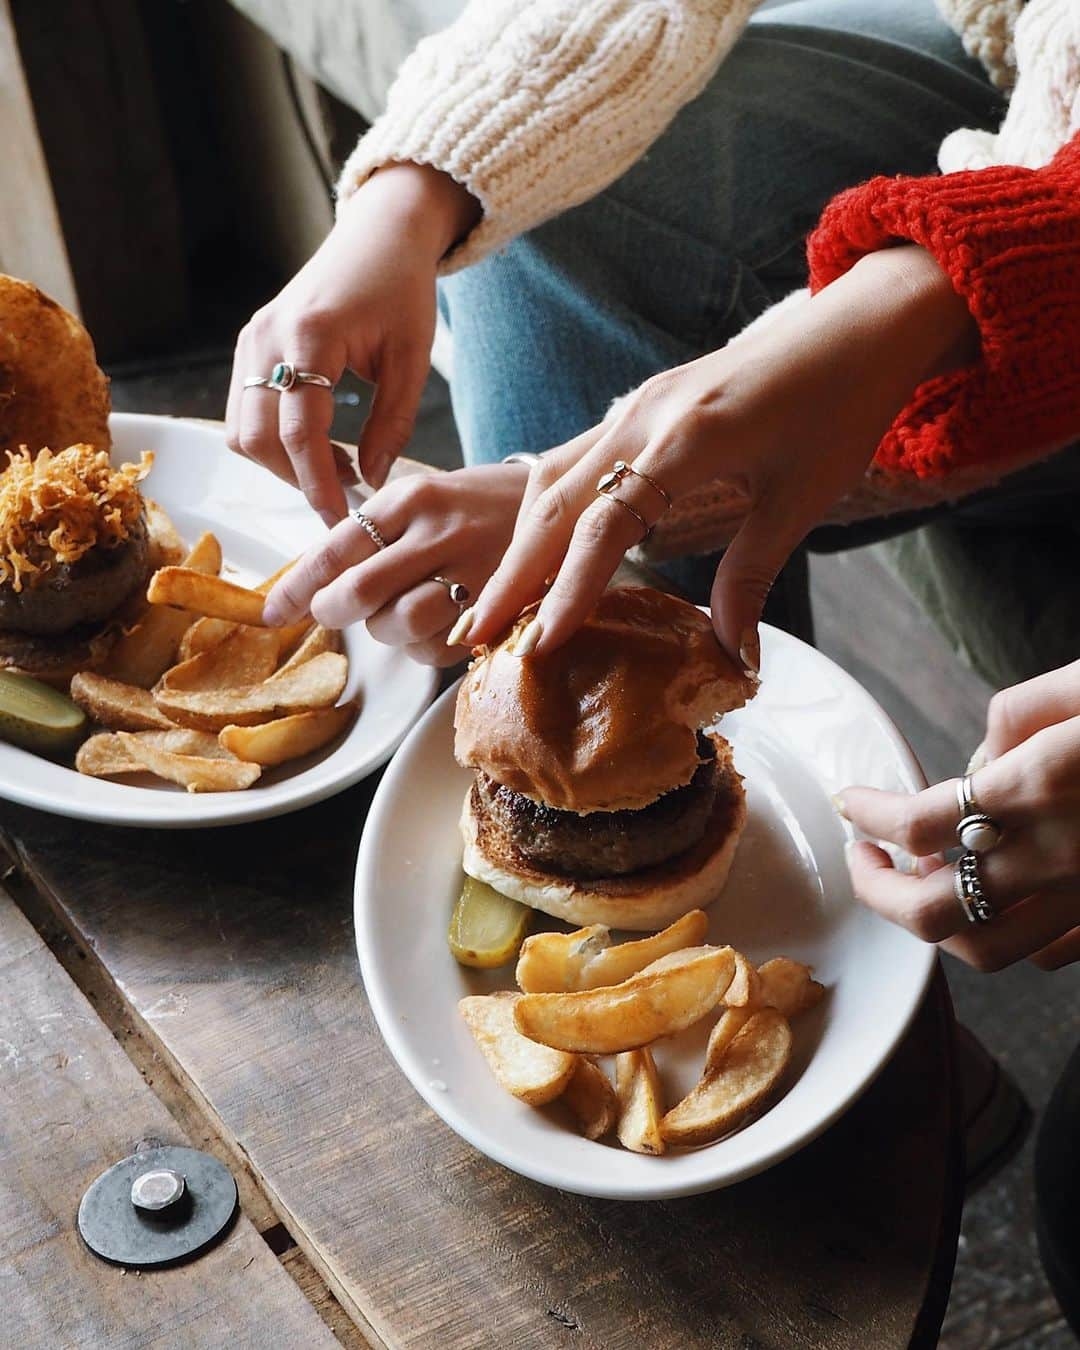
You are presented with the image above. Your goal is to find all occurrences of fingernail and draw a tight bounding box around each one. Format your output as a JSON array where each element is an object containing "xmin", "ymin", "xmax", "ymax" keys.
[
  {"xmin": 831, "ymin": 793, "xmax": 849, "ymax": 819},
  {"xmin": 367, "ymin": 453, "xmax": 392, "ymax": 489},
  {"xmin": 318, "ymin": 509, "xmax": 339, "ymax": 530},
  {"xmin": 261, "ymin": 597, "xmax": 286, "ymax": 627},
  {"xmin": 513, "ymin": 617, "xmax": 543, "ymax": 657},
  {"xmin": 966, "ymin": 740, "xmax": 990, "ymax": 774},
  {"xmin": 446, "ymin": 606, "xmax": 476, "ymax": 648},
  {"xmin": 739, "ymin": 627, "xmax": 760, "ymax": 676}
]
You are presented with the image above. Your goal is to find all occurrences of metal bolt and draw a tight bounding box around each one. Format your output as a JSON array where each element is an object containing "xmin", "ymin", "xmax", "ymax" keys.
[{"xmin": 131, "ymin": 1168, "xmax": 186, "ymax": 1213}]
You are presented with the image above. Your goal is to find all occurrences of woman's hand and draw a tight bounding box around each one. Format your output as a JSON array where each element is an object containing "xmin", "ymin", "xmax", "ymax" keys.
[
  {"xmin": 261, "ymin": 461, "xmax": 529, "ymax": 666},
  {"xmin": 840, "ymin": 661, "xmax": 1080, "ymax": 972},
  {"xmin": 225, "ymin": 163, "xmax": 480, "ymax": 526},
  {"xmin": 460, "ymin": 245, "xmax": 977, "ymax": 670}
]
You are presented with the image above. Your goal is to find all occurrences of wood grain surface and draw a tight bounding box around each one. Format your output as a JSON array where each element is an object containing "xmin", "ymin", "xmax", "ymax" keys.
[
  {"xmin": 0, "ymin": 883, "xmax": 336, "ymax": 1350},
  {"xmin": 0, "ymin": 792, "xmax": 962, "ymax": 1350}
]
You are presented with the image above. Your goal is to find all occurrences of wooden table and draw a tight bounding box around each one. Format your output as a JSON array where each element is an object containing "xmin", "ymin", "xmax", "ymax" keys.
[{"xmin": 0, "ymin": 763, "xmax": 963, "ymax": 1348}]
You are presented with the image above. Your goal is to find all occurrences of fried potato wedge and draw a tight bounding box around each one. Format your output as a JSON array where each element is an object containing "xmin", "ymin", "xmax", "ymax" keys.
[
  {"xmin": 148, "ymin": 567, "xmax": 266, "ymax": 625},
  {"xmin": 76, "ymin": 728, "xmax": 223, "ymax": 777},
  {"xmin": 513, "ymin": 945, "xmax": 735, "ymax": 1054},
  {"xmin": 616, "ymin": 1048, "xmax": 665, "ymax": 1154},
  {"xmin": 219, "ymin": 702, "xmax": 356, "ymax": 767},
  {"xmin": 276, "ymin": 624, "xmax": 342, "ymax": 674},
  {"xmin": 703, "ymin": 1006, "xmax": 754, "ymax": 1074},
  {"xmin": 101, "ymin": 531, "xmax": 222, "ymax": 687},
  {"xmin": 175, "ymin": 560, "xmax": 298, "ymax": 660},
  {"xmin": 725, "ymin": 951, "xmax": 762, "ymax": 1009},
  {"xmin": 116, "ymin": 731, "xmax": 261, "ymax": 793},
  {"xmin": 144, "ymin": 499, "xmax": 185, "ymax": 568},
  {"xmin": 756, "ymin": 958, "xmax": 825, "ymax": 1019},
  {"xmin": 0, "ymin": 275, "xmax": 111, "ymax": 456},
  {"xmin": 154, "ymin": 652, "xmax": 348, "ymax": 732},
  {"xmin": 70, "ymin": 672, "xmax": 175, "ymax": 731},
  {"xmin": 661, "ymin": 1009, "xmax": 792, "ymax": 1147},
  {"xmin": 459, "ymin": 992, "xmax": 577, "ymax": 1106},
  {"xmin": 578, "ymin": 911, "xmax": 710, "ymax": 991},
  {"xmin": 515, "ymin": 924, "xmax": 611, "ymax": 994},
  {"xmin": 563, "ymin": 1058, "xmax": 618, "ymax": 1140},
  {"xmin": 160, "ymin": 625, "xmax": 280, "ymax": 693}
]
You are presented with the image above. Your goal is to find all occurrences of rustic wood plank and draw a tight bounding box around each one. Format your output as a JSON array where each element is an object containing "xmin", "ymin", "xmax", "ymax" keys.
[
  {"xmin": 0, "ymin": 882, "xmax": 338, "ymax": 1350},
  {"xmin": 0, "ymin": 0, "xmax": 79, "ymax": 311},
  {"xmin": 0, "ymin": 797, "xmax": 961, "ymax": 1350}
]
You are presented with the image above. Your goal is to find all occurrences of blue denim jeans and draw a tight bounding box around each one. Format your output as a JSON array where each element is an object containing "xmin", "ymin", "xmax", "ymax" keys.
[{"xmin": 438, "ymin": 0, "xmax": 1002, "ymax": 465}]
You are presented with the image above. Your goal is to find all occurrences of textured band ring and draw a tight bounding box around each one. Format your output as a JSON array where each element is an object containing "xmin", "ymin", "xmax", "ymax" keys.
[
  {"xmin": 431, "ymin": 575, "xmax": 471, "ymax": 609},
  {"xmin": 595, "ymin": 489, "xmax": 651, "ymax": 540},
  {"xmin": 596, "ymin": 459, "xmax": 672, "ymax": 508},
  {"xmin": 350, "ymin": 510, "xmax": 387, "ymax": 550},
  {"xmin": 955, "ymin": 773, "xmax": 1002, "ymax": 853},
  {"xmin": 953, "ymin": 851, "xmax": 995, "ymax": 925},
  {"xmin": 244, "ymin": 361, "xmax": 335, "ymax": 393}
]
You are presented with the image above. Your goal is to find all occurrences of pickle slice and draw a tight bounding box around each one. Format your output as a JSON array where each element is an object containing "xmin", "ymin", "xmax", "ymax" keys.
[
  {"xmin": 0, "ymin": 670, "xmax": 87, "ymax": 757},
  {"xmin": 449, "ymin": 876, "xmax": 533, "ymax": 969}
]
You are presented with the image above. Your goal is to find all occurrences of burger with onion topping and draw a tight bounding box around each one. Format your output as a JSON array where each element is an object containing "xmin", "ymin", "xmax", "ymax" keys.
[{"xmin": 454, "ymin": 586, "xmax": 756, "ymax": 931}]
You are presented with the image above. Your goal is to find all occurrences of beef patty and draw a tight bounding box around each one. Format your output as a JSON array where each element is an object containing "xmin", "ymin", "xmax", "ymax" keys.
[
  {"xmin": 476, "ymin": 732, "xmax": 733, "ymax": 879},
  {"xmin": 0, "ymin": 514, "xmax": 150, "ymax": 635}
]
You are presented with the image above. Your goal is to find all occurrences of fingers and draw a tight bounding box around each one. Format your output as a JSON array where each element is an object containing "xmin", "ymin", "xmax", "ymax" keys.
[
  {"xmin": 357, "ymin": 342, "xmax": 430, "ymax": 490},
  {"xmin": 837, "ymin": 779, "xmax": 965, "ymax": 857},
  {"xmin": 983, "ymin": 660, "xmax": 1080, "ymax": 759},
  {"xmin": 263, "ymin": 513, "xmax": 382, "ymax": 626},
  {"xmin": 943, "ymin": 886, "xmax": 1080, "ymax": 972},
  {"xmin": 366, "ymin": 582, "xmax": 455, "ymax": 648},
  {"xmin": 1029, "ymin": 923, "xmax": 1080, "ymax": 971},
  {"xmin": 310, "ymin": 535, "xmax": 446, "ymax": 629},
  {"xmin": 236, "ymin": 384, "xmax": 297, "ymax": 486},
  {"xmin": 708, "ymin": 496, "xmax": 810, "ymax": 675},
  {"xmin": 466, "ymin": 424, "xmax": 607, "ymax": 647},
  {"xmin": 278, "ymin": 380, "xmax": 346, "ymax": 526}
]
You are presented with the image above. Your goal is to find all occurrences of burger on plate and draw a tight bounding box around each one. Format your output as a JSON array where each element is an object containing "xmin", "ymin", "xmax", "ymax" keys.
[
  {"xmin": 0, "ymin": 443, "xmax": 154, "ymax": 683},
  {"xmin": 454, "ymin": 586, "xmax": 757, "ymax": 931}
]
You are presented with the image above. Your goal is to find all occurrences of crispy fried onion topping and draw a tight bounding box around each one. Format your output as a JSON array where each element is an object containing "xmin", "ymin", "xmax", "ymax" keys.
[{"xmin": 0, "ymin": 444, "xmax": 151, "ymax": 591}]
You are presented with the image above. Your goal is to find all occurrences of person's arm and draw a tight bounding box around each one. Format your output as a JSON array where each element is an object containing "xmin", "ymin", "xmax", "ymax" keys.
[{"xmin": 336, "ymin": 0, "xmax": 761, "ymax": 271}]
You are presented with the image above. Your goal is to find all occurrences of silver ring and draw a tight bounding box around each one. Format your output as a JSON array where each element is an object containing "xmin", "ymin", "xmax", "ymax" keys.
[
  {"xmin": 244, "ymin": 361, "xmax": 334, "ymax": 393},
  {"xmin": 953, "ymin": 851, "xmax": 995, "ymax": 925},
  {"xmin": 955, "ymin": 774, "xmax": 1002, "ymax": 853},
  {"xmin": 431, "ymin": 575, "xmax": 470, "ymax": 610},
  {"xmin": 350, "ymin": 510, "xmax": 387, "ymax": 550}
]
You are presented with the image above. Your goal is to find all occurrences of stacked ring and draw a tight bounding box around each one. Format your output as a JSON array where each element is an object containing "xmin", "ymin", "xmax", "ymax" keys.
[
  {"xmin": 954, "ymin": 852, "xmax": 995, "ymax": 925},
  {"xmin": 955, "ymin": 773, "xmax": 1003, "ymax": 853},
  {"xmin": 595, "ymin": 460, "xmax": 672, "ymax": 542}
]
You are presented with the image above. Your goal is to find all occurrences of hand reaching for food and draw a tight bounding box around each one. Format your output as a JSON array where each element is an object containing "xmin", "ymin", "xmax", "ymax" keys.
[
  {"xmin": 225, "ymin": 163, "xmax": 480, "ymax": 526},
  {"xmin": 261, "ymin": 461, "xmax": 530, "ymax": 666},
  {"xmin": 459, "ymin": 245, "xmax": 977, "ymax": 672},
  {"xmin": 839, "ymin": 660, "xmax": 1080, "ymax": 972}
]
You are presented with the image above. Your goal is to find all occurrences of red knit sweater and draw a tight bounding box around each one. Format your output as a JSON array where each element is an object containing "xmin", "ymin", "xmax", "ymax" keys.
[{"xmin": 807, "ymin": 131, "xmax": 1080, "ymax": 481}]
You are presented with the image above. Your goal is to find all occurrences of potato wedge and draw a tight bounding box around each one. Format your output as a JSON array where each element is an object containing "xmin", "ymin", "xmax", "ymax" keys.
[
  {"xmin": 175, "ymin": 560, "xmax": 299, "ymax": 660},
  {"xmin": 101, "ymin": 531, "xmax": 222, "ymax": 687},
  {"xmin": 144, "ymin": 499, "xmax": 185, "ymax": 568},
  {"xmin": 579, "ymin": 911, "xmax": 710, "ymax": 991},
  {"xmin": 276, "ymin": 624, "xmax": 342, "ymax": 674},
  {"xmin": 756, "ymin": 958, "xmax": 825, "ymax": 1019},
  {"xmin": 219, "ymin": 702, "xmax": 357, "ymax": 767},
  {"xmin": 116, "ymin": 731, "xmax": 261, "ymax": 792},
  {"xmin": 76, "ymin": 728, "xmax": 224, "ymax": 777},
  {"xmin": 70, "ymin": 672, "xmax": 175, "ymax": 731},
  {"xmin": 725, "ymin": 951, "xmax": 762, "ymax": 1009},
  {"xmin": 703, "ymin": 1006, "xmax": 754, "ymax": 1074},
  {"xmin": 563, "ymin": 1058, "xmax": 618, "ymax": 1140},
  {"xmin": 160, "ymin": 626, "xmax": 280, "ymax": 693},
  {"xmin": 616, "ymin": 1048, "xmax": 665, "ymax": 1154},
  {"xmin": 148, "ymin": 567, "xmax": 266, "ymax": 625},
  {"xmin": 154, "ymin": 652, "xmax": 348, "ymax": 732},
  {"xmin": 459, "ymin": 992, "xmax": 577, "ymax": 1106},
  {"xmin": 661, "ymin": 1009, "xmax": 792, "ymax": 1147},
  {"xmin": 513, "ymin": 945, "xmax": 735, "ymax": 1054},
  {"xmin": 515, "ymin": 924, "xmax": 611, "ymax": 994}
]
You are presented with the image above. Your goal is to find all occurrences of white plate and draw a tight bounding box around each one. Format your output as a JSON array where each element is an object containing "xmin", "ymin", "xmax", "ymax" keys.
[
  {"xmin": 355, "ymin": 623, "xmax": 933, "ymax": 1200},
  {"xmin": 0, "ymin": 412, "xmax": 437, "ymax": 828}
]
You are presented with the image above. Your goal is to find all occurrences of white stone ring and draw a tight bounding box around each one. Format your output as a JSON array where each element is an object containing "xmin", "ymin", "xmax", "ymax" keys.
[
  {"xmin": 244, "ymin": 361, "xmax": 334, "ymax": 393},
  {"xmin": 955, "ymin": 774, "xmax": 1002, "ymax": 853}
]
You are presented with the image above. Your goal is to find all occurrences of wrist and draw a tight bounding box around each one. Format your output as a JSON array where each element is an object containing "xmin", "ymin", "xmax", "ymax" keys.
[{"xmin": 346, "ymin": 161, "xmax": 481, "ymax": 261}]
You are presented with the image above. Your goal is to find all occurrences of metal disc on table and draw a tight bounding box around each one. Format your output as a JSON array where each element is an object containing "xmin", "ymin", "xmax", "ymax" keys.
[{"xmin": 77, "ymin": 1145, "xmax": 238, "ymax": 1268}]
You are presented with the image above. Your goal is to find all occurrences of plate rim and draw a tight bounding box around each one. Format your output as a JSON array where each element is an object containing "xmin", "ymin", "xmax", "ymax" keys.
[
  {"xmin": 354, "ymin": 620, "xmax": 934, "ymax": 1200},
  {"xmin": 0, "ymin": 412, "xmax": 439, "ymax": 828}
]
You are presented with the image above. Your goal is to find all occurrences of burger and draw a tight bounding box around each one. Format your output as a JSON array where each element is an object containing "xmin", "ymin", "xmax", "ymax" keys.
[
  {"xmin": 0, "ymin": 443, "xmax": 154, "ymax": 684},
  {"xmin": 454, "ymin": 586, "xmax": 757, "ymax": 931}
]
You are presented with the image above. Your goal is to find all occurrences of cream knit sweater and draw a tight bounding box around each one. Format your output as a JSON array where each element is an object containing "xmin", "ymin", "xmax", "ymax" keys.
[{"xmin": 337, "ymin": 0, "xmax": 1076, "ymax": 271}]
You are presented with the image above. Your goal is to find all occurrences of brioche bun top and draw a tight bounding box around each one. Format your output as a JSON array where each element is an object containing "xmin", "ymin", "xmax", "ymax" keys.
[{"xmin": 453, "ymin": 586, "xmax": 755, "ymax": 814}]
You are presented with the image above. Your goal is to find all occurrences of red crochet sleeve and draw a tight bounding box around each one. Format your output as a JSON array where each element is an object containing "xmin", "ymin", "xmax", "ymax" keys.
[{"xmin": 806, "ymin": 133, "xmax": 1080, "ymax": 480}]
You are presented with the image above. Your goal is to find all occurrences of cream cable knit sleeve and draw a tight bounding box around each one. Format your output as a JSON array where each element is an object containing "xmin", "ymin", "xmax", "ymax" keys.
[{"xmin": 335, "ymin": 0, "xmax": 761, "ymax": 273}]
